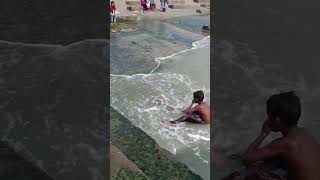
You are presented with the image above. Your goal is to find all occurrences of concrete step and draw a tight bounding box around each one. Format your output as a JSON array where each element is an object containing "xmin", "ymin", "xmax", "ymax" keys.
[
  {"xmin": 168, "ymin": 4, "xmax": 192, "ymax": 9},
  {"xmin": 117, "ymin": 15, "xmax": 138, "ymax": 22},
  {"xmin": 168, "ymin": 0, "xmax": 186, "ymax": 5},
  {"xmin": 193, "ymin": 0, "xmax": 210, "ymax": 3},
  {"xmin": 200, "ymin": 3, "xmax": 210, "ymax": 8},
  {"xmin": 127, "ymin": 5, "xmax": 142, "ymax": 11},
  {"xmin": 125, "ymin": 1, "xmax": 141, "ymax": 6}
]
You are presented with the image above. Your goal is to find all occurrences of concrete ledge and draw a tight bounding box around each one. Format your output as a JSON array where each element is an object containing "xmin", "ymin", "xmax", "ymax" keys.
[
  {"xmin": 117, "ymin": 15, "xmax": 138, "ymax": 22},
  {"xmin": 168, "ymin": 4, "xmax": 193, "ymax": 9},
  {"xmin": 200, "ymin": 3, "xmax": 210, "ymax": 8},
  {"xmin": 127, "ymin": 6, "xmax": 142, "ymax": 11},
  {"xmin": 168, "ymin": 0, "xmax": 186, "ymax": 5},
  {"xmin": 193, "ymin": 0, "xmax": 210, "ymax": 3},
  {"xmin": 125, "ymin": 1, "xmax": 141, "ymax": 6}
]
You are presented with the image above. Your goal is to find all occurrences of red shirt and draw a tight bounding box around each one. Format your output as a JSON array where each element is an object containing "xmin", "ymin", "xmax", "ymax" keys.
[
  {"xmin": 140, "ymin": 0, "xmax": 146, "ymax": 5},
  {"xmin": 109, "ymin": 5, "xmax": 116, "ymax": 13}
]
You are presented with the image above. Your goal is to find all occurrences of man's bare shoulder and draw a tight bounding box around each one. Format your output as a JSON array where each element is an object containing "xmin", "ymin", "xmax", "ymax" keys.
[
  {"xmin": 297, "ymin": 128, "xmax": 320, "ymax": 148},
  {"xmin": 201, "ymin": 102, "xmax": 210, "ymax": 108},
  {"xmin": 197, "ymin": 102, "xmax": 209, "ymax": 110},
  {"xmin": 268, "ymin": 137, "xmax": 297, "ymax": 151}
]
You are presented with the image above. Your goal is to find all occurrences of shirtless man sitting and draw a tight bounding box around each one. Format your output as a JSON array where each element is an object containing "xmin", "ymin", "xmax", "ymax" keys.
[
  {"xmin": 238, "ymin": 91, "xmax": 320, "ymax": 180},
  {"xmin": 166, "ymin": 90, "xmax": 210, "ymax": 124}
]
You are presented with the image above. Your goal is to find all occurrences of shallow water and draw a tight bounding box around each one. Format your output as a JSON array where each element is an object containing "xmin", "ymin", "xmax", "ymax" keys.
[
  {"xmin": 110, "ymin": 16, "xmax": 210, "ymax": 179},
  {"xmin": 0, "ymin": 39, "xmax": 108, "ymax": 180}
]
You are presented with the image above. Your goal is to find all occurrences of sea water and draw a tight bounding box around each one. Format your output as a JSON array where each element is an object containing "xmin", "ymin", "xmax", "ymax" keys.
[{"xmin": 111, "ymin": 36, "xmax": 210, "ymax": 179}]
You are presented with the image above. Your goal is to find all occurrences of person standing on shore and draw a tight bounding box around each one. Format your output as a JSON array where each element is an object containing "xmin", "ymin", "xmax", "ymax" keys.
[
  {"xmin": 141, "ymin": 0, "xmax": 148, "ymax": 12},
  {"xmin": 150, "ymin": 0, "xmax": 156, "ymax": 11},
  {"xmin": 109, "ymin": 1, "xmax": 117, "ymax": 25},
  {"xmin": 160, "ymin": 0, "xmax": 168, "ymax": 12},
  {"xmin": 146, "ymin": 0, "xmax": 151, "ymax": 10}
]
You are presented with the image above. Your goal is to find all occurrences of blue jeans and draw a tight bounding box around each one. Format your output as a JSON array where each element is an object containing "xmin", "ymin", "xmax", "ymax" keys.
[
  {"xmin": 160, "ymin": 1, "xmax": 167, "ymax": 9},
  {"xmin": 110, "ymin": 14, "xmax": 116, "ymax": 23}
]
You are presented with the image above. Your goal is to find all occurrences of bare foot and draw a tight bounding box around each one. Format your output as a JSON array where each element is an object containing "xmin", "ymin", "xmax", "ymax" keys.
[{"xmin": 161, "ymin": 120, "xmax": 172, "ymax": 125}]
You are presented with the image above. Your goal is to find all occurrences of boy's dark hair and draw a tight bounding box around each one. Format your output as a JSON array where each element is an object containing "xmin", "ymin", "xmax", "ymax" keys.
[
  {"xmin": 111, "ymin": 1, "xmax": 114, "ymax": 3},
  {"xmin": 194, "ymin": 91, "xmax": 204, "ymax": 102},
  {"xmin": 266, "ymin": 91, "xmax": 301, "ymax": 126}
]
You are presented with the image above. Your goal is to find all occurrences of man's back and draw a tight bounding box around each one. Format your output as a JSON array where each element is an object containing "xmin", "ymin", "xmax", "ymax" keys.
[
  {"xmin": 197, "ymin": 102, "xmax": 210, "ymax": 123},
  {"xmin": 284, "ymin": 128, "xmax": 320, "ymax": 180}
]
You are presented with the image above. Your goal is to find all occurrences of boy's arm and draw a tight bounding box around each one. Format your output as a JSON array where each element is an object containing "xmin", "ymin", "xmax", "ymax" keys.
[
  {"xmin": 182, "ymin": 101, "xmax": 195, "ymax": 112},
  {"xmin": 242, "ymin": 138, "xmax": 287, "ymax": 166},
  {"xmin": 244, "ymin": 120, "xmax": 271, "ymax": 154},
  {"xmin": 242, "ymin": 120, "xmax": 284, "ymax": 165},
  {"xmin": 185, "ymin": 105, "xmax": 200, "ymax": 114}
]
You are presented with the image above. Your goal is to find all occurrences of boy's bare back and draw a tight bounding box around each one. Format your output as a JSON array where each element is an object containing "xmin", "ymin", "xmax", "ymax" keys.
[
  {"xmin": 283, "ymin": 128, "xmax": 320, "ymax": 180},
  {"xmin": 196, "ymin": 102, "xmax": 210, "ymax": 124}
]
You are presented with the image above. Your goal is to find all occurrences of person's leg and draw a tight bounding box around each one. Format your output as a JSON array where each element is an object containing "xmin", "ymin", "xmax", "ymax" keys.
[
  {"xmin": 114, "ymin": 15, "xmax": 117, "ymax": 23},
  {"xmin": 170, "ymin": 114, "xmax": 188, "ymax": 124},
  {"xmin": 170, "ymin": 113, "xmax": 203, "ymax": 124},
  {"xmin": 164, "ymin": 1, "xmax": 167, "ymax": 11},
  {"xmin": 185, "ymin": 113, "xmax": 203, "ymax": 123}
]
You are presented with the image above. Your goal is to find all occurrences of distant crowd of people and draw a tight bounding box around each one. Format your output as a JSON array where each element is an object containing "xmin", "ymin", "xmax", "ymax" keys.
[
  {"xmin": 109, "ymin": 0, "xmax": 169, "ymax": 24},
  {"xmin": 141, "ymin": 0, "xmax": 168, "ymax": 12}
]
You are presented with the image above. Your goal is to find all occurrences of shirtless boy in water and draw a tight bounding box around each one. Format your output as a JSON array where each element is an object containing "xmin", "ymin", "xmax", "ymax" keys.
[
  {"xmin": 165, "ymin": 90, "xmax": 210, "ymax": 124},
  {"xmin": 238, "ymin": 91, "xmax": 320, "ymax": 180}
]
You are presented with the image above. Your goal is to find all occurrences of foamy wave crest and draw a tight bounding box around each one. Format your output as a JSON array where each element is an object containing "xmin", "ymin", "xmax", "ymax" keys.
[{"xmin": 150, "ymin": 36, "xmax": 210, "ymax": 74}]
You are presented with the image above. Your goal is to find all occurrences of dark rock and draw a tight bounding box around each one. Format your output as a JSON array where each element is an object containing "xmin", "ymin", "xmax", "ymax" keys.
[{"xmin": 202, "ymin": 25, "xmax": 210, "ymax": 33}]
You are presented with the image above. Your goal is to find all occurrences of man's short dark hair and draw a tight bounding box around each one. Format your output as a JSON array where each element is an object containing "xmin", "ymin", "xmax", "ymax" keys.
[
  {"xmin": 266, "ymin": 91, "xmax": 301, "ymax": 126},
  {"xmin": 194, "ymin": 90, "xmax": 204, "ymax": 102},
  {"xmin": 111, "ymin": 1, "xmax": 114, "ymax": 3}
]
